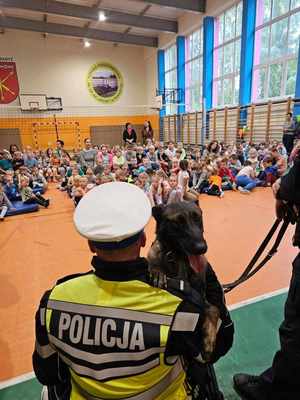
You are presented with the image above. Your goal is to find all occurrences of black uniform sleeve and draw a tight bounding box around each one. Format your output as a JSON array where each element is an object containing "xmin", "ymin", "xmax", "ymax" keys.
[
  {"xmin": 278, "ymin": 156, "xmax": 300, "ymax": 204},
  {"xmin": 204, "ymin": 263, "xmax": 234, "ymax": 362},
  {"xmin": 32, "ymin": 290, "xmax": 70, "ymax": 386},
  {"xmin": 205, "ymin": 263, "xmax": 227, "ymax": 319}
]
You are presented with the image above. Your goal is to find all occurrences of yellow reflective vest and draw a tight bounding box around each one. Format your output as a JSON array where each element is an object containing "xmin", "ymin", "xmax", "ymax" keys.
[{"xmin": 43, "ymin": 271, "xmax": 189, "ymax": 400}]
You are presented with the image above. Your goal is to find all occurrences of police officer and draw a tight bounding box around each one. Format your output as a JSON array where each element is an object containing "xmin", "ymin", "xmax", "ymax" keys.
[
  {"xmin": 233, "ymin": 155, "xmax": 300, "ymax": 400},
  {"xmin": 33, "ymin": 182, "xmax": 229, "ymax": 400}
]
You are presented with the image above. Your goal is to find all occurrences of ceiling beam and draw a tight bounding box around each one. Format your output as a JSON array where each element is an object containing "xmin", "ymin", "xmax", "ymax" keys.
[
  {"xmin": 0, "ymin": 15, "xmax": 158, "ymax": 47},
  {"xmin": 141, "ymin": 0, "xmax": 205, "ymax": 12},
  {"xmin": 0, "ymin": 0, "xmax": 178, "ymax": 33}
]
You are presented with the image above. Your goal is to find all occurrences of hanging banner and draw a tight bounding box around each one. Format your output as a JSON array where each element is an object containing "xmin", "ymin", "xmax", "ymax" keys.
[
  {"xmin": 87, "ymin": 62, "xmax": 123, "ymax": 103},
  {"xmin": 0, "ymin": 57, "xmax": 20, "ymax": 104}
]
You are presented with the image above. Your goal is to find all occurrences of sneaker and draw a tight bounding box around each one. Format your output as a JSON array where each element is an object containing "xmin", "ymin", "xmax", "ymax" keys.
[
  {"xmin": 233, "ymin": 374, "xmax": 268, "ymax": 400},
  {"xmin": 238, "ymin": 186, "xmax": 250, "ymax": 194},
  {"xmin": 0, "ymin": 216, "xmax": 4, "ymax": 221},
  {"xmin": 45, "ymin": 199, "xmax": 50, "ymax": 208},
  {"xmin": 220, "ymin": 191, "xmax": 225, "ymax": 198}
]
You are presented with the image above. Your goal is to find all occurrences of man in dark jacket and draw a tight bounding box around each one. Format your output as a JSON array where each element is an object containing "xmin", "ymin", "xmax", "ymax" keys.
[{"xmin": 233, "ymin": 153, "xmax": 300, "ymax": 400}]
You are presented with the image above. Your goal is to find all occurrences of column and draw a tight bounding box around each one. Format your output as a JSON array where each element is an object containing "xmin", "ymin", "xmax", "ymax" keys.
[
  {"xmin": 157, "ymin": 49, "xmax": 165, "ymax": 141},
  {"xmin": 176, "ymin": 36, "xmax": 185, "ymax": 115},
  {"xmin": 202, "ymin": 16, "xmax": 214, "ymax": 144},
  {"xmin": 239, "ymin": 0, "xmax": 257, "ymax": 106},
  {"xmin": 293, "ymin": 38, "xmax": 300, "ymax": 116}
]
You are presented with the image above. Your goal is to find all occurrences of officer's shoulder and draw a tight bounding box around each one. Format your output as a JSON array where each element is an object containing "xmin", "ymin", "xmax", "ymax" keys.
[{"xmin": 55, "ymin": 271, "xmax": 93, "ymax": 286}]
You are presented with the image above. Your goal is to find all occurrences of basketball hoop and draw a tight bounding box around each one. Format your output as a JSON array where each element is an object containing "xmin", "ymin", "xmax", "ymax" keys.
[
  {"xmin": 28, "ymin": 101, "xmax": 40, "ymax": 112},
  {"xmin": 29, "ymin": 106, "xmax": 39, "ymax": 112}
]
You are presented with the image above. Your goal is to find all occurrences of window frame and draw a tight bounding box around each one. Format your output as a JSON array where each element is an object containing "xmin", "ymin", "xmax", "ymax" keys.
[
  {"xmin": 252, "ymin": 1, "xmax": 300, "ymax": 102},
  {"xmin": 164, "ymin": 44, "xmax": 178, "ymax": 115},
  {"xmin": 185, "ymin": 27, "xmax": 203, "ymax": 113},
  {"xmin": 213, "ymin": 1, "xmax": 243, "ymax": 108}
]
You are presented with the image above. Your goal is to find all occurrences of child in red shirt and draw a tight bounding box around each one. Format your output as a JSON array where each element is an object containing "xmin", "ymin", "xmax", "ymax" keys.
[{"xmin": 218, "ymin": 158, "xmax": 235, "ymax": 190}]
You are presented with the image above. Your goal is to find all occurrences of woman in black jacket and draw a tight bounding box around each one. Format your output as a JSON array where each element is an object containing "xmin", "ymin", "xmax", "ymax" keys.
[{"xmin": 123, "ymin": 122, "xmax": 137, "ymax": 145}]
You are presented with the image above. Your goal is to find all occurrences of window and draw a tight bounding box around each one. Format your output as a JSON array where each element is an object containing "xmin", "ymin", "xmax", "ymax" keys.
[
  {"xmin": 185, "ymin": 28, "xmax": 203, "ymax": 112},
  {"xmin": 252, "ymin": 0, "xmax": 300, "ymax": 102},
  {"xmin": 213, "ymin": 2, "xmax": 243, "ymax": 107},
  {"xmin": 164, "ymin": 45, "xmax": 177, "ymax": 115}
]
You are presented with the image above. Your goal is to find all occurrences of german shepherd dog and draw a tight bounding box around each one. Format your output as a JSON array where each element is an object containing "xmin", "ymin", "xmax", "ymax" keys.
[{"xmin": 148, "ymin": 201, "xmax": 221, "ymax": 362}]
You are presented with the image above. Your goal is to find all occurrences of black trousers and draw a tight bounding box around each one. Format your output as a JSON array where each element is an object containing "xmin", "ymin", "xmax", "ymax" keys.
[
  {"xmin": 282, "ymin": 133, "xmax": 295, "ymax": 156},
  {"xmin": 261, "ymin": 253, "xmax": 300, "ymax": 399}
]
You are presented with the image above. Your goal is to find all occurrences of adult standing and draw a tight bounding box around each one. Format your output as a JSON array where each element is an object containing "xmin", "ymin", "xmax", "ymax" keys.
[
  {"xmin": 141, "ymin": 121, "xmax": 154, "ymax": 144},
  {"xmin": 282, "ymin": 112, "xmax": 296, "ymax": 156},
  {"xmin": 54, "ymin": 140, "xmax": 70, "ymax": 161},
  {"xmin": 79, "ymin": 138, "xmax": 97, "ymax": 171},
  {"xmin": 233, "ymin": 153, "xmax": 300, "ymax": 400},
  {"xmin": 9, "ymin": 144, "xmax": 19, "ymax": 157},
  {"xmin": 123, "ymin": 122, "xmax": 137, "ymax": 145}
]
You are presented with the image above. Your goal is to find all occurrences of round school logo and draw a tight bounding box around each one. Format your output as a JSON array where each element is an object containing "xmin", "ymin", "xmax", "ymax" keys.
[{"xmin": 87, "ymin": 62, "xmax": 123, "ymax": 103}]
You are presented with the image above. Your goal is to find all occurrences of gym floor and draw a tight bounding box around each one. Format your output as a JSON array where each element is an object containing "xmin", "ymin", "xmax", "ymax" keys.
[{"xmin": 0, "ymin": 187, "xmax": 296, "ymax": 399}]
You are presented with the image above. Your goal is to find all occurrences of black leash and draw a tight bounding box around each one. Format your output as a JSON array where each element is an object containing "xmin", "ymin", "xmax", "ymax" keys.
[{"xmin": 223, "ymin": 217, "xmax": 291, "ymax": 293}]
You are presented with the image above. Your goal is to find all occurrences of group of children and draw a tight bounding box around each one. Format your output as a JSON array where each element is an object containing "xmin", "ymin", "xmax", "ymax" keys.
[
  {"xmin": 0, "ymin": 146, "xmax": 51, "ymax": 220},
  {"xmin": 0, "ymin": 138, "xmax": 292, "ymax": 220}
]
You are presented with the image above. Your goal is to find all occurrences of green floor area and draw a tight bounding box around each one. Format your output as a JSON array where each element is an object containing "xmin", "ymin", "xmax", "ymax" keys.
[
  {"xmin": 216, "ymin": 293, "xmax": 286, "ymax": 399},
  {"xmin": 0, "ymin": 293, "xmax": 286, "ymax": 400}
]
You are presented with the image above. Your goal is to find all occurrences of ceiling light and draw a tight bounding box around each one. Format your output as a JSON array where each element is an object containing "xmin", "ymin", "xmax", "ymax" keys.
[
  {"xmin": 84, "ymin": 39, "xmax": 91, "ymax": 48},
  {"xmin": 98, "ymin": 11, "xmax": 106, "ymax": 22}
]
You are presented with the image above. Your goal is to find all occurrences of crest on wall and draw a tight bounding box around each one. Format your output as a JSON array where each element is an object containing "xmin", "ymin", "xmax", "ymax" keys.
[
  {"xmin": 87, "ymin": 62, "xmax": 123, "ymax": 103},
  {"xmin": 0, "ymin": 57, "xmax": 20, "ymax": 104}
]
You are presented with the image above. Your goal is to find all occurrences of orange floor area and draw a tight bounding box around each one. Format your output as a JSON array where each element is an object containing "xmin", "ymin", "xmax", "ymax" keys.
[{"xmin": 0, "ymin": 186, "xmax": 297, "ymax": 381}]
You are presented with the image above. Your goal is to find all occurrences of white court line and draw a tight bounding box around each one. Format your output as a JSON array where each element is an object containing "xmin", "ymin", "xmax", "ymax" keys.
[
  {"xmin": 0, "ymin": 372, "xmax": 35, "ymax": 390},
  {"xmin": 0, "ymin": 286, "xmax": 289, "ymax": 391},
  {"xmin": 228, "ymin": 287, "xmax": 288, "ymax": 311}
]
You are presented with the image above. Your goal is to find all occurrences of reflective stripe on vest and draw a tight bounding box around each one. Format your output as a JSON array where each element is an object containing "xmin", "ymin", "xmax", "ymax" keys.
[
  {"xmin": 49, "ymin": 334, "xmax": 165, "ymax": 365},
  {"xmin": 47, "ymin": 300, "xmax": 173, "ymax": 326},
  {"xmin": 35, "ymin": 341, "xmax": 56, "ymax": 359},
  {"xmin": 60, "ymin": 353, "xmax": 160, "ymax": 382},
  {"xmin": 72, "ymin": 359, "xmax": 183, "ymax": 400}
]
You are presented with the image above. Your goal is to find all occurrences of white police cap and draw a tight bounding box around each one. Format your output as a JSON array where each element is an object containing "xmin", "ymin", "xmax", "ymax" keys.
[{"xmin": 73, "ymin": 182, "xmax": 152, "ymax": 249}]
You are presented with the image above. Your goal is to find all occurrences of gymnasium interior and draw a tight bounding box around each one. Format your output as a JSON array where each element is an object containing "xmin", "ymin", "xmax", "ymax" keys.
[{"xmin": 0, "ymin": 0, "xmax": 299, "ymax": 399}]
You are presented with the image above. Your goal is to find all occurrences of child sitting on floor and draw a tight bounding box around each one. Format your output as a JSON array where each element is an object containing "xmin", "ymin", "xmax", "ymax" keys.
[
  {"xmin": 205, "ymin": 168, "xmax": 224, "ymax": 197},
  {"xmin": 4, "ymin": 174, "xmax": 20, "ymax": 201},
  {"xmin": 137, "ymin": 172, "xmax": 150, "ymax": 193},
  {"xmin": 229, "ymin": 154, "xmax": 242, "ymax": 177},
  {"xmin": 178, "ymin": 160, "xmax": 198, "ymax": 203},
  {"xmin": 257, "ymin": 156, "xmax": 278, "ymax": 186},
  {"xmin": 113, "ymin": 149, "xmax": 126, "ymax": 169},
  {"xmin": 73, "ymin": 176, "xmax": 88, "ymax": 206},
  {"xmin": 167, "ymin": 174, "xmax": 183, "ymax": 204},
  {"xmin": 86, "ymin": 167, "xmax": 96, "ymax": 184},
  {"xmin": 218, "ymin": 158, "xmax": 235, "ymax": 190},
  {"xmin": 31, "ymin": 167, "xmax": 48, "ymax": 192},
  {"xmin": 0, "ymin": 183, "xmax": 14, "ymax": 220},
  {"xmin": 236, "ymin": 160, "xmax": 257, "ymax": 194},
  {"xmin": 20, "ymin": 176, "xmax": 50, "ymax": 207},
  {"xmin": 148, "ymin": 175, "xmax": 163, "ymax": 207}
]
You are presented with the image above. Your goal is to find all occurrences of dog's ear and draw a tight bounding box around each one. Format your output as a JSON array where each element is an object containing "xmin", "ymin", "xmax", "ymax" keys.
[{"xmin": 152, "ymin": 205, "xmax": 165, "ymax": 224}]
